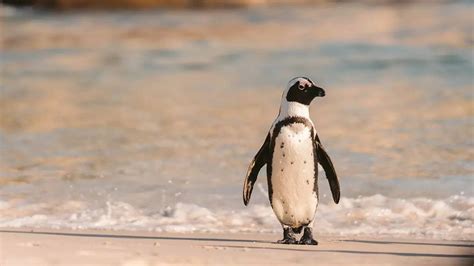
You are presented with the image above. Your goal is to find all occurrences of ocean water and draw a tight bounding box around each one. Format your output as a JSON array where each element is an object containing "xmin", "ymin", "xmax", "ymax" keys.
[{"xmin": 0, "ymin": 2, "xmax": 473, "ymax": 240}]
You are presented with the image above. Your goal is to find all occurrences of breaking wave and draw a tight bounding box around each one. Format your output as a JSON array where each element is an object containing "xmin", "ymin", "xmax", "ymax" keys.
[{"xmin": 1, "ymin": 194, "xmax": 472, "ymax": 240}]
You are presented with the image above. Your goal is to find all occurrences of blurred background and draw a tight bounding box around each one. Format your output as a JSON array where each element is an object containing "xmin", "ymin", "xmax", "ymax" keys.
[{"xmin": 0, "ymin": 0, "xmax": 473, "ymax": 238}]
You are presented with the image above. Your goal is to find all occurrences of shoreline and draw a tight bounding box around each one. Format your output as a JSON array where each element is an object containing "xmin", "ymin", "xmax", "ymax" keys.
[{"xmin": 1, "ymin": 228, "xmax": 473, "ymax": 265}]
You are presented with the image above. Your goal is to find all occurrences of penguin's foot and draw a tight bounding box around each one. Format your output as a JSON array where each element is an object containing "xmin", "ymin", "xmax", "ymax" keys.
[
  {"xmin": 277, "ymin": 236, "xmax": 298, "ymax": 245},
  {"xmin": 298, "ymin": 227, "xmax": 318, "ymax": 245},
  {"xmin": 277, "ymin": 227, "xmax": 298, "ymax": 245},
  {"xmin": 299, "ymin": 237, "xmax": 318, "ymax": 245}
]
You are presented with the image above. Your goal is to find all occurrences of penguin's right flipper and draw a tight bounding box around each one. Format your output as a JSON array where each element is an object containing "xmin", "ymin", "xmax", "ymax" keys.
[
  {"xmin": 243, "ymin": 133, "xmax": 270, "ymax": 206},
  {"xmin": 315, "ymin": 137, "xmax": 340, "ymax": 204}
]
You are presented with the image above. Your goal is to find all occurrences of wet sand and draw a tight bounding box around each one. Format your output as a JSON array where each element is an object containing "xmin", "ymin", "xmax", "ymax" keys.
[{"xmin": 1, "ymin": 229, "xmax": 473, "ymax": 265}]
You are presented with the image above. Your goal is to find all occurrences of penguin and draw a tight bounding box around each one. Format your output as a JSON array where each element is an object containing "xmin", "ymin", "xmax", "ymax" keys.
[{"xmin": 243, "ymin": 77, "xmax": 340, "ymax": 245}]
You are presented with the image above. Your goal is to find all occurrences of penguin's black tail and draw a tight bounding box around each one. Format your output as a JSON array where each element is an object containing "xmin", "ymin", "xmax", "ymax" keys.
[{"xmin": 292, "ymin": 226, "xmax": 303, "ymax": 234}]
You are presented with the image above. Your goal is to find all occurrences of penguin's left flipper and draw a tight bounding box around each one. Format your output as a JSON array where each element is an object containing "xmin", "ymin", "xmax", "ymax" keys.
[
  {"xmin": 243, "ymin": 133, "xmax": 270, "ymax": 206},
  {"xmin": 315, "ymin": 135, "xmax": 340, "ymax": 204}
]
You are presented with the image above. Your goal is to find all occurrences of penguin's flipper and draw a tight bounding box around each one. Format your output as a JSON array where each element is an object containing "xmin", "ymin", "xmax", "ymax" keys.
[
  {"xmin": 243, "ymin": 133, "xmax": 270, "ymax": 206},
  {"xmin": 315, "ymin": 136, "xmax": 340, "ymax": 204}
]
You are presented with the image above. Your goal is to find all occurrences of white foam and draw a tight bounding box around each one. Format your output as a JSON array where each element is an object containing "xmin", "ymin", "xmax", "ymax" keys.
[{"xmin": 0, "ymin": 195, "xmax": 472, "ymax": 240}]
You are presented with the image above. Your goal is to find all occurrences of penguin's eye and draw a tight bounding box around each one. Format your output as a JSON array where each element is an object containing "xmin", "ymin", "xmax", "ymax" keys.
[{"xmin": 298, "ymin": 85, "xmax": 305, "ymax": 90}]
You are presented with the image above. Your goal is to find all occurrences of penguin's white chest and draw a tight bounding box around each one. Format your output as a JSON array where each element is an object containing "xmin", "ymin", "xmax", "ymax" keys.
[{"xmin": 270, "ymin": 123, "xmax": 318, "ymax": 227}]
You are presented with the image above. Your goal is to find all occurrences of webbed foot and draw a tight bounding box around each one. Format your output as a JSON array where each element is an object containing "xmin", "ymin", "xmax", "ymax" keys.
[
  {"xmin": 277, "ymin": 227, "xmax": 298, "ymax": 245},
  {"xmin": 277, "ymin": 237, "xmax": 298, "ymax": 244},
  {"xmin": 299, "ymin": 227, "xmax": 318, "ymax": 245}
]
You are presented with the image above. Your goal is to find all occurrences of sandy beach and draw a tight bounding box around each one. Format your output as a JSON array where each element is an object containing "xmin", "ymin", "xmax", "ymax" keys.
[{"xmin": 1, "ymin": 229, "xmax": 473, "ymax": 265}]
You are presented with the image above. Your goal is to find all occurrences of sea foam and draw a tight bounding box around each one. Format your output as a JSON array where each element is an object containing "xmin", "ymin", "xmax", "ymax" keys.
[{"xmin": 0, "ymin": 194, "xmax": 472, "ymax": 240}]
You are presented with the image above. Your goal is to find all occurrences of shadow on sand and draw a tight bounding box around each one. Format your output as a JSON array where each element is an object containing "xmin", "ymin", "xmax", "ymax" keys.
[
  {"xmin": 1, "ymin": 229, "xmax": 472, "ymax": 259},
  {"xmin": 342, "ymin": 239, "xmax": 474, "ymax": 248},
  {"xmin": 0, "ymin": 229, "xmax": 267, "ymax": 244}
]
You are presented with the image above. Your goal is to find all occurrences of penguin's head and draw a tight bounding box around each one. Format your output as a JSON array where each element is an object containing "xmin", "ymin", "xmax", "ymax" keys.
[{"xmin": 284, "ymin": 77, "xmax": 325, "ymax": 105}]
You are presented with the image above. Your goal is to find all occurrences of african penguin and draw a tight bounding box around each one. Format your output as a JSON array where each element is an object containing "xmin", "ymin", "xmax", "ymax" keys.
[{"xmin": 243, "ymin": 77, "xmax": 340, "ymax": 245}]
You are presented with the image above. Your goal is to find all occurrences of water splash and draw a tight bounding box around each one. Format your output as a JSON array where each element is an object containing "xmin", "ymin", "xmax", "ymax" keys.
[{"xmin": 1, "ymin": 194, "xmax": 472, "ymax": 240}]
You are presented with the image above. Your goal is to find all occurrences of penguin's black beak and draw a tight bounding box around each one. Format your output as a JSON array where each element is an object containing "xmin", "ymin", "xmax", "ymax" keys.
[{"xmin": 312, "ymin": 85, "xmax": 326, "ymax": 97}]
